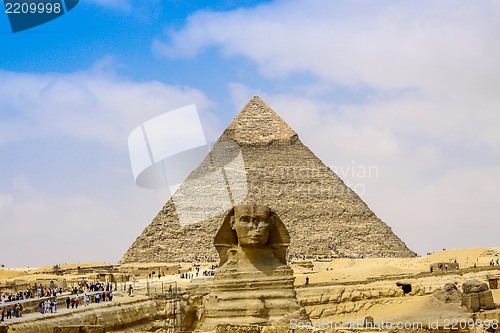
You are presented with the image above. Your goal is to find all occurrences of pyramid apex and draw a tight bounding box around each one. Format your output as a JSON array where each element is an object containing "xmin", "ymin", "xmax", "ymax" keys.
[{"xmin": 223, "ymin": 96, "xmax": 297, "ymax": 144}]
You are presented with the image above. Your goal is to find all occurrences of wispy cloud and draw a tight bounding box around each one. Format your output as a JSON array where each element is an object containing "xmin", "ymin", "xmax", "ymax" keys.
[
  {"xmin": 0, "ymin": 62, "xmax": 214, "ymax": 267},
  {"xmin": 0, "ymin": 66, "xmax": 212, "ymax": 149},
  {"xmin": 227, "ymin": 83, "xmax": 500, "ymax": 255},
  {"xmin": 155, "ymin": 1, "xmax": 500, "ymax": 93}
]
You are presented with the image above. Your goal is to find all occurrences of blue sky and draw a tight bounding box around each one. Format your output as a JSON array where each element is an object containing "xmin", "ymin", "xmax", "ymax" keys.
[{"xmin": 1, "ymin": 1, "xmax": 499, "ymax": 267}]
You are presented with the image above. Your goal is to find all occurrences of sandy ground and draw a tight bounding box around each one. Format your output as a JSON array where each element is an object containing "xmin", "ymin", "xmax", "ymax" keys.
[
  {"xmin": 1, "ymin": 247, "xmax": 498, "ymax": 287},
  {"xmin": 1, "ymin": 247, "xmax": 499, "ymax": 330},
  {"xmin": 293, "ymin": 247, "xmax": 500, "ymax": 285},
  {"xmin": 0, "ymin": 269, "xmax": 26, "ymax": 280}
]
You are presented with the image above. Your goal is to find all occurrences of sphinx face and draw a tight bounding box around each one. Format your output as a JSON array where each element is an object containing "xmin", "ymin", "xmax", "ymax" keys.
[{"xmin": 232, "ymin": 204, "xmax": 271, "ymax": 247}]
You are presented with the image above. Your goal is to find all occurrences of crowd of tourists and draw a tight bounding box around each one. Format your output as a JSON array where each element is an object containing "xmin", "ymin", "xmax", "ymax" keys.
[
  {"xmin": 0, "ymin": 303, "xmax": 23, "ymax": 321},
  {"xmin": 180, "ymin": 264, "xmax": 218, "ymax": 279},
  {"xmin": 0, "ymin": 280, "xmax": 117, "ymax": 321},
  {"xmin": 0, "ymin": 284, "xmax": 61, "ymax": 304}
]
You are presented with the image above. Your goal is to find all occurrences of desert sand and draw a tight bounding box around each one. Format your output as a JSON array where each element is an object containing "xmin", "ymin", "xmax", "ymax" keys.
[{"xmin": 1, "ymin": 247, "xmax": 499, "ymax": 332}]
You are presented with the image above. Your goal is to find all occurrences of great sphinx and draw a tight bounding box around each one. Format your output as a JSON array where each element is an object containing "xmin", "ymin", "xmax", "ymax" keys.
[{"xmin": 184, "ymin": 203, "xmax": 309, "ymax": 331}]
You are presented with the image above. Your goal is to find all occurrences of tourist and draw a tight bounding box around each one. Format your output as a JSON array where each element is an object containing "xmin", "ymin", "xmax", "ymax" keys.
[
  {"xmin": 108, "ymin": 291, "xmax": 113, "ymax": 302},
  {"xmin": 39, "ymin": 301, "xmax": 45, "ymax": 314},
  {"xmin": 70, "ymin": 298, "xmax": 75, "ymax": 308},
  {"xmin": 128, "ymin": 284, "xmax": 133, "ymax": 296},
  {"xmin": 66, "ymin": 297, "xmax": 70, "ymax": 309},
  {"xmin": 305, "ymin": 276, "xmax": 309, "ymax": 285},
  {"xmin": 84, "ymin": 294, "xmax": 90, "ymax": 306},
  {"xmin": 15, "ymin": 303, "xmax": 22, "ymax": 317},
  {"xmin": 75, "ymin": 296, "xmax": 79, "ymax": 308},
  {"xmin": 496, "ymin": 258, "xmax": 499, "ymax": 266},
  {"xmin": 6, "ymin": 305, "xmax": 12, "ymax": 319},
  {"xmin": 95, "ymin": 292, "xmax": 100, "ymax": 303},
  {"xmin": 0, "ymin": 306, "xmax": 4, "ymax": 321}
]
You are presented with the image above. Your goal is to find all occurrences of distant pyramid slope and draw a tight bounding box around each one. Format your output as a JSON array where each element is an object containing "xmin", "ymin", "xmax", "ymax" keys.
[{"xmin": 120, "ymin": 96, "xmax": 415, "ymax": 263}]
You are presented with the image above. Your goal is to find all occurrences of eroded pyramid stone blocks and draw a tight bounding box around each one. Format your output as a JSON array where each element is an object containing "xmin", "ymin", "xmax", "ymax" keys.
[{"xmin": 121, "ymin": 96, "xmax": 415, "ymax": 263}]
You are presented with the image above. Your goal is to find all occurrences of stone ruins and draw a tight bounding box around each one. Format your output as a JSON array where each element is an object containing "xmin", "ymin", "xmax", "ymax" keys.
[
  {"xmin": 461, "ymin": 279, "xmax": 495, "ymax": 312},
  {"xmin": 121, "ymin": 96, "xmax": 415, "ymax": 263}
]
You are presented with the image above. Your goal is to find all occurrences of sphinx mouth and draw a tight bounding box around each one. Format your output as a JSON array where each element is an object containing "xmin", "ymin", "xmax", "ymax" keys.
[{"xmin": 248, "ymin": 234, "xmax": 262, "ymax": 239}]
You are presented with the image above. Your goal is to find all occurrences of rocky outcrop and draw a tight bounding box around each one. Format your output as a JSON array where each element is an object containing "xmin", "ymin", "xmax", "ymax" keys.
[
  {"xmin": 121, "ymin": 96, "xmax": 415, "ymax": 263},
  {"xmin": 433, "ymin": 283, "xmax": 462, "ymax": 303},
  {"xmin": 53, "ymin": 326, "xmax": 104, "ymax": 333},
  {"xmin": 296, "ymin": 280, "xmax": 426, "ymax": 319},
  {"xmin": 461, "ymin": 280, "xmax": 495, "ymax": 312},
  {"xmin": 215, "ymin": 324, "xmax": 322, "ymax": 333}
]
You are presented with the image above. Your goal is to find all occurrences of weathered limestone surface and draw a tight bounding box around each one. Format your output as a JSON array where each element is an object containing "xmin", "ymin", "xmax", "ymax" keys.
[
  {"xmin": 121, "ymin": 96, "xmax": 415, "ymax": 263},
  {"xmin": 295, "ymin": 270, "xmax": 499, "ymax": 319},
  {"xmin": 5, "ymin": 298, "xmax": 158, "ymax": 333},
  {"xmin": 433, "ymin": 283, "xmax": 462, "ymax": 303},
  {"xmin": 185, "ymin": 204, "xmax": 309, "ymax": 332},
  {"xmin": 53, "ymin": 326, "xmax": 104, "ymax": 333},
  {"xmin": 461, "ymin": 280, "xmax": 495, "ymax": 312},
  {"xmin": 296, "ymin": 280, "xmax": 411, "ymax": 319}
]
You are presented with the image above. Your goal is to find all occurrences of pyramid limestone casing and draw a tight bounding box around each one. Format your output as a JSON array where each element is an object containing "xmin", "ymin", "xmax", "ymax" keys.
[{"xmin": 121, "ymin": 96, "xmax": 415, "ymax": 263}]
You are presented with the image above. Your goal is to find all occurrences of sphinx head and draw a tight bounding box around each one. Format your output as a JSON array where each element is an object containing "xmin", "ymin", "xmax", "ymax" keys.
[
  {"xmin": 230, "ymin": 204, "xmax": 271, "ymax": 247},
  {"xmin": 214, "ymin": 203, "xmax": 290, "ymax": 266}
]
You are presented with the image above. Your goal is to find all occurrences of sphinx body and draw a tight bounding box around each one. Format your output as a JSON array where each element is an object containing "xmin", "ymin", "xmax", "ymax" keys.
[{"xmin": 187, "ymin": 204, "xmax": 309, "ymax": 331}]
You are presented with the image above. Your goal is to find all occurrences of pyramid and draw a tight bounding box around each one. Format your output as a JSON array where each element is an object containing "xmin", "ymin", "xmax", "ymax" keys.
[{"xmin": 120, "ymin": 96, "xmax": 416, "ymax": 263}]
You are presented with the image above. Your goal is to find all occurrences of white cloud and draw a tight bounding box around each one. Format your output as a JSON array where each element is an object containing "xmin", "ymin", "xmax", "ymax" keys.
[
  {"xmin": 0, "ymin": 68, "xmax": 213, "ymax": 149},
  {"xmin": 0, "ymin": 63, "xmax": 215, "ymax": 267},
  {"xmin": 0, "ymin": 176, "xmax": 170, "ymax": 267},
  {"xmin": 157, "ymin": 0, "xmax": 500, "ymax": 256},
  {"xmin": 157, "ymin": 1, "xmax": 500, "ymax": 149},
  {"xmin": 0, "ymin": 195, "xmax": 13, "ymax": 211},
  {"xmin": 156, "ymin": 1, "xmax": 500, "ymax": 95},
  {"xmin": 227, "ymin": 84, "xmax": 500, "ymax": 255}
]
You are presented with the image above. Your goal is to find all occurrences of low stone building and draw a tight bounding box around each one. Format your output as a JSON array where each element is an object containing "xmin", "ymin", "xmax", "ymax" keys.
[{"xmin": 430, "ymin": 262, "xmax": 459, "ymax": 272}]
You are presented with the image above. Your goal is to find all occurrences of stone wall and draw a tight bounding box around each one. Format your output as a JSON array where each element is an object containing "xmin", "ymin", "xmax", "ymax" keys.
[
  {"xmin": 4, "ymin": 297, "xmax": 159, "ymax": 333},
  {"xmin": 296, "ymin": 269, "xmax": 500, "ymax": 319}
]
